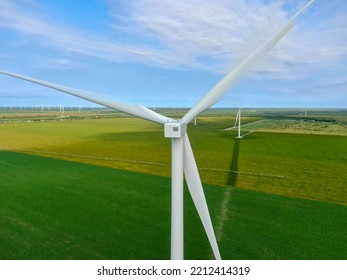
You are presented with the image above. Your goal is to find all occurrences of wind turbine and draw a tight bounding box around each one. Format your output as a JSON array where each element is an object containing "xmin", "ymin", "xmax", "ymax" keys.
[
  {"xmin": 189, "ymin": 98, "xmax": 198, "ymax": 125},
  {"xmin": 0, "ymin": 0, "xmax": 314, "ymax": 260},
  {"xmin": 59, "ymin": 104, "xmax": 65, "ymax": 116},
  {"xmin": 230, "ymin": 100, "xmax": 256, "ymax": 138}
]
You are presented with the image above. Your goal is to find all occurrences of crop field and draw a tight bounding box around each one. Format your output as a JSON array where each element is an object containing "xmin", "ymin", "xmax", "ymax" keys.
[
  {"xmin": 242, "ymin": 119, "xmax": 347, "ymax": 135},
  {"xmin": 0, "ymin": 151, "xmax": 346, "ymax": 260},
  {"xmin": 1, "ymin": 115, "xmax": 346, "ymax": 204},
  {"xmin": 0, "ymin": 110, "xmax": 346, "ymax": 259}
]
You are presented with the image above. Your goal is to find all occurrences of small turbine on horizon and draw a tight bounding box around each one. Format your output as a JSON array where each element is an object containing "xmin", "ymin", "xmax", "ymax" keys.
[
  {"xmin": 188, "ymin": 98, "xmax": 198, "ymax": 125},
  {"xmin": 0, "ymin": 0, "xmax": 315, "ymax": 260},
  {"xmin": 230, "ymin": 99, "xmax": 256, "ymax": 138},
  {"xmin": 59, "ymin": 104, "xmax": 65, "ymax": 116}
]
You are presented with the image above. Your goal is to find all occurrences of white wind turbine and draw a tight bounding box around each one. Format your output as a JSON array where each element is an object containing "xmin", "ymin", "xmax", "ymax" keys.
[
  {"xmin": 230, "ymin": 100, "xmax": 256, "ymax": 138},
  {"xmin": 59, "ymin": 104, "xmax": 65, "ymax": 116},
  {"xmin": 189, "ymin": 98, "xmax": 198, "ymax": 125},
  {"xmin": 0, "ymin": 0, "xmax": 314, "ymax": 260}
]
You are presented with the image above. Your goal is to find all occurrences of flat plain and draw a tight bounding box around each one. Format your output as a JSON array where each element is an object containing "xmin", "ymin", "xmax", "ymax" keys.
[{"xmin": 0, "ymin": 108, "xmax": 346, "ymax": 259}]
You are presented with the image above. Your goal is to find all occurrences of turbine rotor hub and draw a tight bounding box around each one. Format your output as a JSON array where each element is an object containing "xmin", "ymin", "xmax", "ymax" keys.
[{"xmin": 164, "ymin": 122, "xmax": 186, "ymax": 138}]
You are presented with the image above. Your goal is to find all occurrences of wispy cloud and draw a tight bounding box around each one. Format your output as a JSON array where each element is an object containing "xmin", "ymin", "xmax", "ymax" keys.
[
  {"xmin": 0, "ymin": 88, "xmax": 54, "ymax": 100},
  {"xmin": 32, "ymin": 58, "xmax": 86, "ymax": 70},
  {"xmin": 0, "ymin": 0, "xmax": 163, "ymax": 65},
  {"xmin": 308, "ymin": 80, "xmax": 347, "ymax": 94},
  {"xmin": 108, "ymin": 0, "xmax": 347, "ymax": 77},
  {"xmin": 1, "ymin": 0, "xmax": 347, "ymax": 81}
]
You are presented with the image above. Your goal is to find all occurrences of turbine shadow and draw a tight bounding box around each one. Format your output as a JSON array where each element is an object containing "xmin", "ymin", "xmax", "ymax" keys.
[
  {"xmin": 215, "ymin": 138, "xmax": 240, "ymax": 247},
  {"xmin": 227, "ymin": 139, "xmax": 240, "ymax": 186}
]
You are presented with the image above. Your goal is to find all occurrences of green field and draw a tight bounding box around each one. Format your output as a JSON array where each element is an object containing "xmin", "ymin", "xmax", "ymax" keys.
[
  {"xmin": 0, "ymin": 111, "xmax": 346, "ymax": 259},
  {"xmin": 1, "ymin": 116, "xmax": 346, "ymax": 204},
  {"xmin": 1, "ymin": 151, "xmax": 346, "ymax": 260}
]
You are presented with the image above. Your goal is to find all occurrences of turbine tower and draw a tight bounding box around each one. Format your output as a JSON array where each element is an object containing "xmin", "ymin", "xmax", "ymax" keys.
[
  {"xmin": 0, "ymin": 0, "xmax": 314, "ymax": 260},
  {"xmin": 189, "ymin": 98, "xmax": 198, "ymax": 125},
  {"xmin": 59, "ymin": 104, "xmax": 65, "ymax": 116},
  {"xmin": 230, "ymin": 100, "xmax": 255, "ymax": 139}
]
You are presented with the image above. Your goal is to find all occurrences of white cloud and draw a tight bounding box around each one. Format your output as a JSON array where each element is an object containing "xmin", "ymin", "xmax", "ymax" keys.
[
  {"xmin": 0, "ymin": 0, "xmax": 164, "ymax": 65},
  {"xmin": 110, "ymin": 0, "xmax": 347, "ymax": 78},
  {"xmin": 0, "ymin": 0, "xmax": 346, "ymax": 80},
  {"xmin": 32, "ymin": 58, "xmax": 86, "ymax": 70},
  {"xmin": 109, "ymin": 0, "xmax": 290, "ymax": 70},
  {"xmin": 308, "ymin": 80, "xmax": 347, "ymax": 94}
]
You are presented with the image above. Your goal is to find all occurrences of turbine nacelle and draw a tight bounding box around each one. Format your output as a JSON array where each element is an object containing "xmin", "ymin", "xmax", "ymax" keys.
[{"xmin": 164, "ymin": 122, "xmax": 187, "ymax": 138}]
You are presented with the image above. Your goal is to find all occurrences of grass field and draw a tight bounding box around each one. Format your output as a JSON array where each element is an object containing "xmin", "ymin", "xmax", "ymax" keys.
[
  {"xmin": 1, "ymin": 151, "xmax": 346, "ymax": 260},
  {"xmin": 0, "ymin": 110, "xmax": 346, "ymax": 260},
  {"xmin": 0, "ymin": 116, "xmax": 346, "ymax": 204}
]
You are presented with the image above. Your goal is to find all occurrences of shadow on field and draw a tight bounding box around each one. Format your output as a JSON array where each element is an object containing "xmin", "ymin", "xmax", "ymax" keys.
[
  {"xmin": 215, "ymin": 138, "xmax": 240, "ymax": 246},
  {"xmin": 227, "ymin": 139, "xmax": 240, "ymax": 186}
]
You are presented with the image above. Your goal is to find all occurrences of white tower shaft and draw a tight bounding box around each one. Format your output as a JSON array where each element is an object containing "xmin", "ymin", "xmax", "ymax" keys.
[
  {"xmin": 171, "ymin": 137, "xmax": 184, "ymax": 260},
  {"xmin": 238, "ymin": 109, "xmax": 241, "ymax": 138}
]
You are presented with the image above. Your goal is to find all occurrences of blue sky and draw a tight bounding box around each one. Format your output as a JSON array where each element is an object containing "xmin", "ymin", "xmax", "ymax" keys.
[{"xmin": 0, "ymin": 0, "xmax": 346, "ymax": 109}]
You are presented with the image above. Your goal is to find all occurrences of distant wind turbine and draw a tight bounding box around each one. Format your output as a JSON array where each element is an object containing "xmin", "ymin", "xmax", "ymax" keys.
[
  {"xmin": 0, "ymin": 0, "xmax": 314, "ymax": 260},
  {"xmin": 188, "ymin": 98, "xmax": 197, "ymax": 125},
  {"xmin": 59, "ymin": 104, "xmax": 65, "ymax": 116},
  {"xmin": 230, "ymin": 100, "xmax": 256, "ymax": 138}
]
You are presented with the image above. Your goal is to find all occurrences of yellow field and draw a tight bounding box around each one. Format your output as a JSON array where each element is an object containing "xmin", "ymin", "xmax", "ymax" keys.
[{"xmin": 1, "ymin": 115, "xmax": 346, "ymax": 204}]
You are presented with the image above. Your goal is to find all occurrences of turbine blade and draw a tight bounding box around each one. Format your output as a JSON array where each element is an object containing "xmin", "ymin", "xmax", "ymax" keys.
[
  {"xmin": 230, "ymin": 99, "xmax": 240, "ymax": 108},
  {"xmin": 181, "ymin": 0, "xmax": 315, "ymax": 125},
  {"xmin": 183, "ymin": 134, "xmax": 221, "ymax": 260},
  {"xmin": 234, "ymin": 111, "xmax": 239, "ymax": 127},
  {"xmin": 243, "ymin": 101, "xmax": 258, "ymax": 109},
  {"xmin": 0, "ymin": 71, "xmax": 171, "ymax": 124}
]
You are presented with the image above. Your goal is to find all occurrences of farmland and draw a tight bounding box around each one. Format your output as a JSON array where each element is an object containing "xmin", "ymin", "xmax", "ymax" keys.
[
  {"xmin": 0, "ymin": 108, "xmax": 346, "ymax": 259},
  {"xmin": 0, "ymin": 151, "xmax": 346, "ymax": 260},
  {"xmin": 242, "ymin": 119, "xmax": 347, "ymax": 135},
  {"xmin": 0, "ymin": 112, "xmax": 346, "ymax": 204}
]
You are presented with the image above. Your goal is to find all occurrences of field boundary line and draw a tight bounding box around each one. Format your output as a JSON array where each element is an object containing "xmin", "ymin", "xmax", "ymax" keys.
[
  {"xmin": 199, "ymin": 167, "xmax": 290, "ymax": 179},
  {"xmin": 1, "ymin": 147, "xmax": 290, "ymax": 179},
  {"xmin": 224, "ymin": 126, "xmax": 236, "ymax": 131},
  {"xmin": 0, "ymin": 147, "xmax": 170, "ymax": 167},
  {"xmin": 241, "ymin": 119, "xmax": 265, "ymax": 128},
  {"xmin": 241, "ymin": 131, "xmax": 254, "ymax": 138},
  {"xmin": 225, "ymin": 119, "xmax": 264, "ymax": 130}
]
